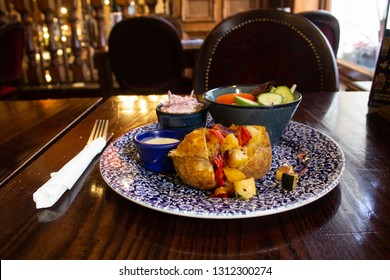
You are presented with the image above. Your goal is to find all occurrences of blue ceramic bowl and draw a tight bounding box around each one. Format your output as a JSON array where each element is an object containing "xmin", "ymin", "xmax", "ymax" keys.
[
  {"xmin": 203, "ymin": 84, "xmax": 302, "ymax": 147},
  {"xmin": 156, "ymin": 101, "xmax": 209, "ymax": 134},
  {"xmin": 133, "ymin": 130, "xmax": 186, "ymax": 173}
]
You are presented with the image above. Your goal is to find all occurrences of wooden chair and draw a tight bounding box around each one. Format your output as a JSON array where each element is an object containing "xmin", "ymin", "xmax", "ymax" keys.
[
  {"xmin": 298, "ymin": 10, "xmax": 340, "ymax": 56},
  {"xmin": 149, "ymin": 14, "xmax": 184, "ymax": 39},
  {"xmin": 108, "ymin": 16, "xmax": 191, "ymax": 94},
  {"xmin": 193, "ymin": 9, "xmax": 339, "ymax": 94},
  {"xmin": 0, "ymin": 22, "xmax": 24, "ymax": 99}
]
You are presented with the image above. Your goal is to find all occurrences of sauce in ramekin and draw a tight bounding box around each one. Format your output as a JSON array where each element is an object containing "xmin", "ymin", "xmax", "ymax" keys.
[{"xmin": 143, "ymin": 137, "xmax": 180, "ymax": 145}]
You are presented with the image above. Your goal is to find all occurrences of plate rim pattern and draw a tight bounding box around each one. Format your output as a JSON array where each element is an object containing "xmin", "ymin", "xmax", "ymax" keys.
[{"xmin": 99, "ymin": 121, "xmax": 345, "ymax": 219}]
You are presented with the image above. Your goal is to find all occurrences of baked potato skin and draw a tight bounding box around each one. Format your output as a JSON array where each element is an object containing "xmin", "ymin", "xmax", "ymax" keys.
[
  {"xmin": 170, "ymin": 156, "xmax": 217, "ymax": 190},
  {"xmin": 169, "ymin": 125, "xmax": 272, "ymax": 191},
  {"xmin": 238, "ymin": 126, "xmax": 272, "ymax": 180},
  {"xmin": 170, "ymin": 129, "xmax": 209, "ymax": 158},
  {"xmin": 168, "ymin": 128, "xmax": 216, "ymax": 190}
]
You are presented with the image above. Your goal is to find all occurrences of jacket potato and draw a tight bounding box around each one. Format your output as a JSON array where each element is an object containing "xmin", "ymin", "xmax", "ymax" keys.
[{"xmin": 168, "ymin": 124, "xmax": 272, "ymax": 196}]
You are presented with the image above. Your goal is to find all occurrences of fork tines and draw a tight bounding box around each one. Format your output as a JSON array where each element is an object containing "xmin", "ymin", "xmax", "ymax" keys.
[{"xmin": 88, "ymin": 119, "xmax": 108, "ymax": 144}]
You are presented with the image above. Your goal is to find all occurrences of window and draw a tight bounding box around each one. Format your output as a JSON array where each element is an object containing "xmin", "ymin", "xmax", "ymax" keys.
[{"xmin": 331, "ymin": 0, "xmax": 388, "ymax": 72}]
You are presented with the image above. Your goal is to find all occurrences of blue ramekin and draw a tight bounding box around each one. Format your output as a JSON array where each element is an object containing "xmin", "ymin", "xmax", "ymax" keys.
[{"xmin": 133, "ymin": 130, "xmax": 186, "ymax": 173}]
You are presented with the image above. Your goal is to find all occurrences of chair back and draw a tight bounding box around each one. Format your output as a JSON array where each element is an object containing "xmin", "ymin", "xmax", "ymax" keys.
[
  {"xmin": 298, "ymin": 10, "xmax": 340, "ymax": 56},
  {"xmin": 193, "ymin": 9, "xmax": 339, "ymax": 94},
  {"xmin": 149, "ymin": 14, "xmax": 184, "ymax": 39},
  {"xmin": 0, "ymin": 22, "xmax": 24, "ymax": 97},
  {"xmin": 108, "ymin": 16, "xmax": 185, "ymax": 93}
]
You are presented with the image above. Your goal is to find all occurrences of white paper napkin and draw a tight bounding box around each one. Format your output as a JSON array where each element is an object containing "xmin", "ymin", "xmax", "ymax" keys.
[{"xmin": 33, "ymin": 137, "xmax": 106, "ymax": 209}]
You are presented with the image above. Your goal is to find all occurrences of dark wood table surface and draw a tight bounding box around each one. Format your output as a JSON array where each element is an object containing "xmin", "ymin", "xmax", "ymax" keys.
[
  {"xmin": 0, "ymin": 91, "xmax": 389, "ymax": 260},
  {"xmin": 0, "ymin": 98, "xmax": 102, "ymax": 187}
]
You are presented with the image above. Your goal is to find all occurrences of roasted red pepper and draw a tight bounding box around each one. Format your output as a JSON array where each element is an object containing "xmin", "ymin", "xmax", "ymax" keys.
[
  {"xmin": 211, "ymin": 186, "xmax": 230, "ymax": 198},
  {"xmin": 214, "ymin": 167, "xmax": 225, "ymax": 187},
  {"xmin": 209, "ymin": 129, "xmax": 225, "ymax": 144},
  {"xmin": 238, "ymin": 126, "xmax": 251, "ymax": 146},
  {"xmin": 213, "ymin": 152, "xmax": 227, "ymax": 187},
  {"xmin": 214, "ymin": 154, "xmax": 225, "ymax": 169},
  {"xmin": 212, "ymin": 124, "xmax": 237, "ymax": 137}
]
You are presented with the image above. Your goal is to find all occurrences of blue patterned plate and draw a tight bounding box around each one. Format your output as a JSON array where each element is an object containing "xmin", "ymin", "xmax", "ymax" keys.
[{"xmin": 100, "ymin": 121, "xmax": 345, "ymax": 219}]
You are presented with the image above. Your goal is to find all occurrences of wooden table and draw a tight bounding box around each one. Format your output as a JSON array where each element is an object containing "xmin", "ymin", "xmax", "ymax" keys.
[
  {"xmin": 0, "ymin": 98, "xmax": 102, "ymax": 187},
  {"xmin": 0, "ymin": 91, "xmax": 389, "ymax": 259}
]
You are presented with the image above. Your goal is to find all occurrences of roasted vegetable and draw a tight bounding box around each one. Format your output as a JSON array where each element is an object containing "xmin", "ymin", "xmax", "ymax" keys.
[
  {"xmin": 276, "ymin": 165, "xmax": 295, "ymax": 181},
  {"xmin": 234, "ymin": 177, "xmax": 257, "ymax": 199},
  {"xmin": 281, "ymin": 172, "xmax": 298, "ymax": 191},
  {"xmin": 223, "ymin": 167, "xmax": 246, "ymax": 182},
  {"xmin": 169, "ymin": 124, "xmax": 272, "ymax": 195},
  {"xmin": 276, "ymin": 164, "xmax": 298, "ymax": 191}
]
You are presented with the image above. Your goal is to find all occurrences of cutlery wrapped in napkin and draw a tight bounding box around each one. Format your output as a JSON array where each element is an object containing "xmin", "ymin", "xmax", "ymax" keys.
[{"xmin": 33, "ymin": 137, "xmax": 107, "ymax": 209}]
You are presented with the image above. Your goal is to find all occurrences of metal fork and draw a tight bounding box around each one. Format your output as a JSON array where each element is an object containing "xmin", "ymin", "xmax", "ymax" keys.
[{"xmin": 88, "ymin": 119, "xmax": 109, "ymax": 144}]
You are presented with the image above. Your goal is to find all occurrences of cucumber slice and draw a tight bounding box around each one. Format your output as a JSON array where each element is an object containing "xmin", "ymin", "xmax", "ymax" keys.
[
  {"xmin": 273, "ymin": 86, "xmax": 295, "ymax": 103},
  {"xmin": 235, "ymin": 96, "xmax": 259, "ymax": 106},
  {"xmin": 257, "ymin": 93, "xmax": 284, "ymax": 106}
]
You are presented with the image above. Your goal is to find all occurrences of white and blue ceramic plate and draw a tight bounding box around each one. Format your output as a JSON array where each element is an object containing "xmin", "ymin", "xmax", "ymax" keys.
[{"xmin": 100, "ymin": 121, "xmax": 345, "ymax": 219}]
